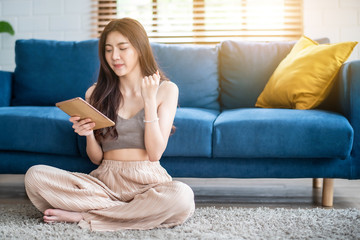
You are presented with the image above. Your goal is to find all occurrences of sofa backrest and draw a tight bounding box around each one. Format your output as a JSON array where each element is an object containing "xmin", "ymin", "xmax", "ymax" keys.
[
  {"xmin": 12, "ymin": 39, "xmax": 100, "ymax": 106},
  {"xmin": 151, "ymin": 43, "xmax": 219, "ymax": 110},
  {"xmin": 12, "ymin": 38, "xmax": 331, "ymax": 110},
  {"xmin": 219, "ymin": 38, "xmax": 330, "ymax": 110},
  {"xmin": 12, "ymin": 39, "xmax": 220, "ymax": 110},
  {"xmin": 219, "ymin": 40, "xmax": 295, "ymax": 109}
]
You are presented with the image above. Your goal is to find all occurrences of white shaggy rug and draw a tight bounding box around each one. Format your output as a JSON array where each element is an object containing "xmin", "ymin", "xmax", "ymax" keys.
[{"xmin": 1, "ymin": 204, "xmax": 359, "ymax": 240}]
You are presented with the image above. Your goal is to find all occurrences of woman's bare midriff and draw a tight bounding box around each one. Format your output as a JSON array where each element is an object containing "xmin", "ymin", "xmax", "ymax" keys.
[{"xmin": 103, "ymin": 148, "xmax": 149, "ymax": 161}]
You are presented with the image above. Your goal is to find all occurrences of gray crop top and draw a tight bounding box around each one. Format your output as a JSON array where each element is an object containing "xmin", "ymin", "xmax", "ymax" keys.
[{"xmin": 100, "ymin": 109, "xmax": 145, "ymax": 152}]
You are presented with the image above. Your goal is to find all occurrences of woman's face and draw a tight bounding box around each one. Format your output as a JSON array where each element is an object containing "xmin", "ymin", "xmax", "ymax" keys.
[{"xmin": 105, "ymin": 31, "xmax": 140, "ymax": 78}]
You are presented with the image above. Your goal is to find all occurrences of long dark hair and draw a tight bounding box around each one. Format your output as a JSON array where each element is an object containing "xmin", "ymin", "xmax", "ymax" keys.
[{"xmin": 90, "ymin": 18, "xmax": 169, "ymax": 141}]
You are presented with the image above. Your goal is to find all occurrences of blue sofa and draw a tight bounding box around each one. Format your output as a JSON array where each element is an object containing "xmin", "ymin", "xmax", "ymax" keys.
[{"xmin": 1, "ymin": 38, "xmax": 359, "ymax": 207}]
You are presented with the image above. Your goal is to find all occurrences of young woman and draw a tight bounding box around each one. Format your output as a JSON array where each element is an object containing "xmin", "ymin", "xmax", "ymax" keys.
[{"xmin": 24, "ymin": 18, "xmax": 195, "ymax": 231}]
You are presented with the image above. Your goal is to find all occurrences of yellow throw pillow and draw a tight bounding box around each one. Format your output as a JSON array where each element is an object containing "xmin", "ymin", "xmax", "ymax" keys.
[{"xmin": 255, "ymin": 36, "xmax": 358, "ymax": 109}]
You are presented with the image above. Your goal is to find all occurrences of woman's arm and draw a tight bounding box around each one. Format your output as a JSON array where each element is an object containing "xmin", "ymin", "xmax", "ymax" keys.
[
  {"xmin": 69, "ymin": 86, "xmax": 103, "ymax": 165},
  {"xmin": 85, "ymin": 132, "xmax": 103, "ymax": 165},
  {"xmin": 142, "ymin": 74, "xmax": 179, "ymax": 162}
]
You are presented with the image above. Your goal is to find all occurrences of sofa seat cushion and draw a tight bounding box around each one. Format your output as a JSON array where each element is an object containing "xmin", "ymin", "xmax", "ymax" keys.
[
  {"xmin": 213, "ymin": 108, "xmax": 353, "ymax": 159},
  {"xmin": 0, "ymin": 107, "xmax": 79, "ymax": 156},
  {"xmin": 163, "ymin": 108, "xmax": 219, "ymax": 157},
  {"xmin": 77, "ymin": 108, "xmax": 220, "ymax": 158}
]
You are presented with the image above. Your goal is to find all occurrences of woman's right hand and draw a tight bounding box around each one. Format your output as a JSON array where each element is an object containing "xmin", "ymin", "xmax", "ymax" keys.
[{"xmin": 69, "ymin": 117, "xmax": 95, "ymax": 136}]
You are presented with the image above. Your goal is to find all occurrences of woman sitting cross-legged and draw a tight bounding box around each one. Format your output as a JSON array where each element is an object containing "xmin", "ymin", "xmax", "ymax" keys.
[{"xmin": 24, "ymin": 18, "xmax": 195, "ymax": 231}]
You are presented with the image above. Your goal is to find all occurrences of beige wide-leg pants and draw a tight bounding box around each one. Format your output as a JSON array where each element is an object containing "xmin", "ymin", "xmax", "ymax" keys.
[{"xmin": 24, "ymin": 160, "xmax": 195, "ymax": 231}]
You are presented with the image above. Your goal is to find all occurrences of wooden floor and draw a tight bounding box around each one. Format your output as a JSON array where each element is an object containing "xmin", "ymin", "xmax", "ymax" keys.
[{"xmin": 1, "ymin": 174, "xmax": 360, "ymax": 209}]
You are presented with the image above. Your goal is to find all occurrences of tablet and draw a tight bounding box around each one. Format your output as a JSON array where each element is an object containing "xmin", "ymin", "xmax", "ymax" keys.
[{"xmin": 56, "ymin": 97, "xmax": 115, "ymax": 130}]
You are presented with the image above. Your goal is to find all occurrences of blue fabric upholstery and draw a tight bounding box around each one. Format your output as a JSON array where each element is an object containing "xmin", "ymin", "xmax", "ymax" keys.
[
  {"xmin": 163, "ymin": 108, "xmax": 219, "ymax": 157},
  {"xmin": 77, "ymin": 135, "xmax": 88, "ymax": 158},
  {"xmin": 219, "ymin": 40, "xmax": 295, "ymax": 109},
  {"xmin": 161, "ymin": 157, "xmax": 351, "ymax": 178},
  {"xmin": 0, "ymin": 71, "xmax": 12, "ymax": 107},
  {"xmin": 151, "ymin": 43, "xmax": 220, "ymax": 110},
  {"xmin": 213, "ymin": 108, "xmax": 353, "ymax": 159},
  {"xmin": 0, "ymin": 107, "xmax": 79, "ymax": 156},
  {"xmin": 337, "ymin": 60, "xmax": 360, "ymax": 178},
  {"xmin": 1, "ymin": 38, "xmax": 359, "ymax": 183},
  {"xmin": 0, "ymin": 152, "xmax": 96, "ymax": 174},
  {"xmin": 13, "ymin": 39, "xmax": 99, "ymax": 106}
]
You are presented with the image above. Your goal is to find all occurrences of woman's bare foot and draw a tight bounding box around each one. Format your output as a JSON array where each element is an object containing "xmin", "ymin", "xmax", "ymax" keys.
[{"xmin": 43, "ymin": 209, "xmax": 83, "ymax": 223}]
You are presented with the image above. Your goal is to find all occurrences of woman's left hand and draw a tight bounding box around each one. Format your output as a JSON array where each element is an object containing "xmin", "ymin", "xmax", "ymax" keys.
[{"xmin": 141, "ymin": 70, "xmax": 160, "ymax": 103}]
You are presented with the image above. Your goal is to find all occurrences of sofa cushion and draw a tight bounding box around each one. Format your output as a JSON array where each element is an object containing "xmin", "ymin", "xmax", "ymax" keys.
[
  {"xmin": 0, "ymin": 107, "xmax": 79, "ymax": 156},
  {"xmin": 213, "ymin": 108, "xmax": 353, "ymax": 159},
  {"xmin": 163, "ymin": 107, "xmax": 219, "ymax": 157},
  {"xmin": 151, "ymin": 43, "xmax": 220, "ymax": 110},
  {"xmin": 76, "ymin": 108, "xmax": 220, "ymax": 158},
  {"xmin": 219, "ymin": 38, "xmax": 330, "ymax": 110},
  {"xmin": 78, "ymin": 108, "xmax": 219, "ymax": 157},
  {"xmin": 256, "ymin": 36, "xmax": 357, "ymax": 110},
  {"xmin": 13, "ymin": 39, "xmax": 99, "ymax": 106},
  {"xmin": 219, "ymin": 40, "xmax": 294, "ymax": 109}
]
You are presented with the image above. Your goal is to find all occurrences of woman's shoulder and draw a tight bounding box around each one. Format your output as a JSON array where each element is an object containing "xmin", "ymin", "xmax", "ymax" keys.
[
  {"xmin": 158, "ymin": 81, "xmax": 179, "ymax": 103},
  {"xmin": 159, "ymin": 80, "xmax": 178, "ymax": 93}
]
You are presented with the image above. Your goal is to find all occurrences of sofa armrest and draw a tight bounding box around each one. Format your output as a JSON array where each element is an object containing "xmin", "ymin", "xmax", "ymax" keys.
[
  {"xmin": 0, "ymin": 71, "xmax": 13, "ymax": 107},
  {"xmin": 337, "ymin": 60, "xmax": 360, "ymax": 178}
]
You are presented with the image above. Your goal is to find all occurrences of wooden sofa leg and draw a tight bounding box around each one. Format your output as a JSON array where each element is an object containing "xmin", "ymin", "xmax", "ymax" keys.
[
  {"xmin": 322, "ymin": 178, "xmax": 334, "ymax": 207},
  {"xmin": 313, "ymin": 178, "xmax": 322, "ymax": 188}
]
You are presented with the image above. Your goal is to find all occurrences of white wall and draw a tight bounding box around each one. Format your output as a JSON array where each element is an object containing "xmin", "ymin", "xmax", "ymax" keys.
[
  {"xmin": 0, "ymin": 0, "xmax": 93, "ymax": 71},
  {"xmin": 303, "ymin": 0, "xmax": 360, "ymax": 61},
  {"xmin": 0, "ymin": 0, "xmax": 359, "ymax": 71}
]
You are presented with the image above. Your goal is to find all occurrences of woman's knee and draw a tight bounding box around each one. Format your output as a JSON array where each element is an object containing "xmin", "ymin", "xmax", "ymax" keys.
[
  {"xmin": 24, "ymin": 165, "xmax": 51, "ymax": 188},
  {"xmin": 171, "ymin": 181, "xmax": 195, "ymax": 214}
]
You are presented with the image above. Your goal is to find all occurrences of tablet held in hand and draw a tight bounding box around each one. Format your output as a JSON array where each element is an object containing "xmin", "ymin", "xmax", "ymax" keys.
[{"xmin": 56, "ymin": 97, "xmax": 115, "ymax": 130}]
